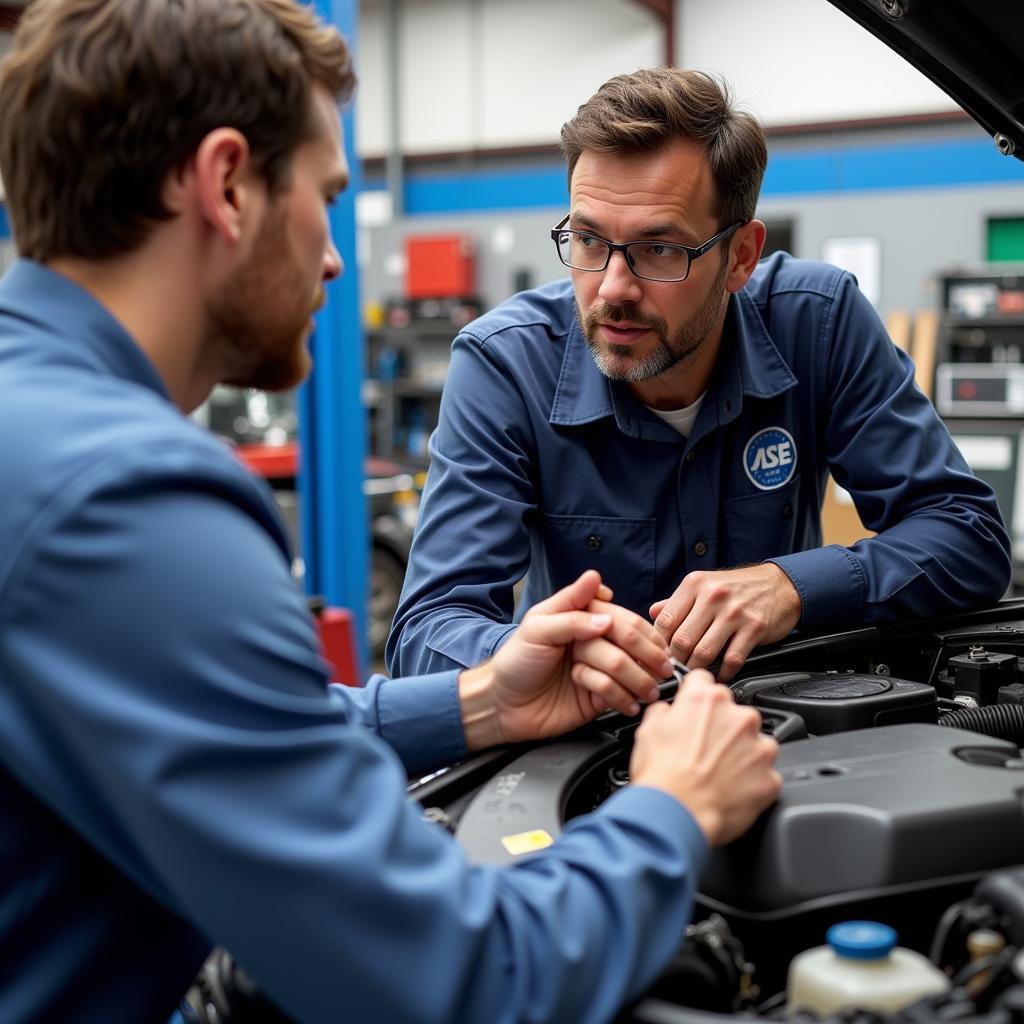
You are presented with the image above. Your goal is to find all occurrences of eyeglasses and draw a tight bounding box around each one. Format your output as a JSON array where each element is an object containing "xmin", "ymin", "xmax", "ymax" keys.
[{"xmin": 550, "ymin": 214, "xmax": 743, "ymax": 283}]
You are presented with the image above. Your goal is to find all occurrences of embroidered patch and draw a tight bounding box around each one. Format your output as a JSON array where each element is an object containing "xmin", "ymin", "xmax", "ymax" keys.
[{"xmin": 743, "ymin": 427, "xmax": 798, "ymax": 491}]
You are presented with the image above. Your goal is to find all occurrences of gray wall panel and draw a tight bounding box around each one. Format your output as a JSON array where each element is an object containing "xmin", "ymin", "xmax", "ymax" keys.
[{"xmin": 361, "ymin": 181, "xmax": 1024, "ymax": 320}]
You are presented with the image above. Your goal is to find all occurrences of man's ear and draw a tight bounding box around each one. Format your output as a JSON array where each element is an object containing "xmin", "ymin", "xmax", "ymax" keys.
[
  {"xmin": 725, "ymin": 219, "xmax": 767, "ymax": 293},
  {"xmin": 168, "ymin": 128, "xmax": 256, "ymax": 246}
]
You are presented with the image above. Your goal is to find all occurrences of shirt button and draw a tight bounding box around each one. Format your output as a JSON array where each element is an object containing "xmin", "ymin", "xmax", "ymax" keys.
[
  {"xmin": 685, "ymin": 451, "xmax": 695, "ymax": 463},
  {"xmin": 587, "ymin": 535, "xmax": 602, "ymax": 552},
  {"xmin": 783, "ymin": 503, "xmax": 793, "ymax": 518},
  {"xmin": 694, "ymin": 541, "xmax": 707, "ymax": 557}
]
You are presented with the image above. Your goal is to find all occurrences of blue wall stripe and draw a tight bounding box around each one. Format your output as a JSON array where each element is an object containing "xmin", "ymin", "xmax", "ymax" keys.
[
  {"xmin": 403, "ymin": 166, "xmax": 569, "ymax": 214},
  {"xmin": 0, "ymin": 205, "xmax": 10, "ymax": 240},
  {"xmin": 766, "ymin": 138, "xmax": 1024, "ymax": 195},
  {"xmin": 364, "ymin": 136, "xmax": 1024, "ymax": 215}
]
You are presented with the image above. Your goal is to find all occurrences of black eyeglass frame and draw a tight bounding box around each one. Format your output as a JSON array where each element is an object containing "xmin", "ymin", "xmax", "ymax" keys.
[{"xmin": 550, "ymin": 214, "xmax": 744, "ymax": 283}]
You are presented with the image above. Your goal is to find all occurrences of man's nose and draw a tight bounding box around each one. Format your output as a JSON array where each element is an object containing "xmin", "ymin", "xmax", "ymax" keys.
[
  {"xmin": 324, "ymin": 237, "xmax": 343, "ymax": 282},
  {"xmin": 597, "ymin": 250, "xmax": 643, "ymax": 306}
]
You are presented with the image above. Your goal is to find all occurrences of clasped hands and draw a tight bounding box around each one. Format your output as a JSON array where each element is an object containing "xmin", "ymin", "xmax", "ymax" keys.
[
  {"xmin": 458, "ymin": 568, "xmax": 782, "ymax": 845},
  {"xmin": 461, "ymin": 562, "xmax": 800, "ymax": 753}
]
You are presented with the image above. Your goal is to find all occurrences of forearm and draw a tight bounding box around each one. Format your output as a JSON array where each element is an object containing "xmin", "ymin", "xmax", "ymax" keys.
[
  {"xmin": 809, "ymin": 276, "xmax": 1011, "ymax": 628},
  {"xmin": 388, "ymin": 606, "xmax": 519, "ymax": 676},
  {"xmin": 772, "ymin": 502, "xmax": 1011, "ymax": 630},
  {"xmin": 856, "ymin": 506, "xmax": 1010, "ymax": 617},
  {"xmin": 354, "ymin": 670, "xmax": 468, "ymax": 774},
  {"xmin": 457, "ymin": 786, "xmax": 709, "ymax": 1024}
]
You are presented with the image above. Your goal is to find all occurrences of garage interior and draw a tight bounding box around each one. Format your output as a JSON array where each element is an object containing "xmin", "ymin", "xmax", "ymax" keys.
[
  {"xmin": 4, "ymin": 0, "xmax": 1024, "ymax": 1021},
  {"xmin": 1, "ymin": 0, "xmax": 1021, "ymax": 675}
]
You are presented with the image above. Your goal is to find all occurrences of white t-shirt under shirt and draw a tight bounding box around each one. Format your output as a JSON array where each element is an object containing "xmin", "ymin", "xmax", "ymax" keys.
[{"xmin": 645, "ymin": 393, "xmax": 705, "ymax": 438}]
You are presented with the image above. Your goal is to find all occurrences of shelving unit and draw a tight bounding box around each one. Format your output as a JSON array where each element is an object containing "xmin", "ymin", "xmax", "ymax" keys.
[
  {"xmin": 934, "ymin": 267, "xmax": 1024, "ymax": 417},
  {"xmin": 365, "ymin": 322, "xmax": 459, "ymax": 466},
  {"xmin": 933, "ymin": 266, "xmax": 1024, "ymax": 585}
]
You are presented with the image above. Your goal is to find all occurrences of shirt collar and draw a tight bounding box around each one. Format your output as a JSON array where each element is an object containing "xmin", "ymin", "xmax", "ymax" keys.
[
  {"xmin": 729, "ymin": 287, "xmax": 798, "ymax": 403},
  {"xmin": 0, "ymin": 259, "xmax": 171, "ymax": 400},
  {"xmin": 549, "ymin": 278, "xmax": 798, "ymax": 440},
  {"xmin": 549, "ymin": 312, "xmax": 615, "ymax": 426}
]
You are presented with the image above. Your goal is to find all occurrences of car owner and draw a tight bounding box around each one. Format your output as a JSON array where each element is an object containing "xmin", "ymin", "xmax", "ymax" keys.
[
  {"xmin": 388, "ymin": 67, "xmax": 1011, "ymax": 683},
  {"xmin": 0, "ymin": 2, "xmax": 780, "ymax": 1021}
]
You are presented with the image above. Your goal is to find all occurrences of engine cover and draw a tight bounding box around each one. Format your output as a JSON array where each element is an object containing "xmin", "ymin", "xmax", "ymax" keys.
[
  {"xmin": 700, "ymin": 724, "xmax": 1024, "ymax": 917},
  {"xmin": 750, "ymin": 672, "xmax": 937, "ymax": 734}
]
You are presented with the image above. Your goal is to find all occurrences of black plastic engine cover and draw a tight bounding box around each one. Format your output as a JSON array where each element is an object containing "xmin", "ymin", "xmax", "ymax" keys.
[
  {"xmin": 751, "ymin": 672, "xmax": 937, "ymax": 734},
  {"xmin": 699, "ymin": 724, "xmax": 1024, "ymax": 918}
]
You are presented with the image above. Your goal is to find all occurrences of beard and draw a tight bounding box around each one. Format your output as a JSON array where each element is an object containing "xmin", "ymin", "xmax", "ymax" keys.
[
  {"xmin": 579, "ymin": 251, "xmax": 729, "ymax": 383},
  {"xmin": 205, "ymin": 202, "xmax": 319, "ymax": 393}
]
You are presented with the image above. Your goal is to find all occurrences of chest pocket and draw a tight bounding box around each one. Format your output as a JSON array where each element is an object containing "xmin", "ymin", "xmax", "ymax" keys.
[
  {"xmin": 722, "ymin": 476, "xmax": 801, "ymax": 568},
  {"xmin": 539, "ymin": 513, "xmax": 656, "ymax": 617}
]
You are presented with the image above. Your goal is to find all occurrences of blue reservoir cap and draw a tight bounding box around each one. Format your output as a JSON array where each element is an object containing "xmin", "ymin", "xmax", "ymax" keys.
[{"xmin": 827, "ymin": 921, "xmax": 897, "ymax": 959}]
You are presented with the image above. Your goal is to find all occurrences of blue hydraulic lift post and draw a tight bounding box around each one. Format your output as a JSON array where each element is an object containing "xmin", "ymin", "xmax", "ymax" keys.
[{"xmin": 298, "ymin": 0, "xmax": 368, "ymax": 674}]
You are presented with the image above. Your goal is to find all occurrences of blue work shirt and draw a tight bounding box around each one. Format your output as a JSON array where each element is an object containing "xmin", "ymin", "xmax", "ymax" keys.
[
  {"xmin": 388, "ymin": 254, "xmax": 1011, "ymax": 676},
  {"xmin": 0, "ymin": 260, "xmax": 708, "ymax": 1023}
]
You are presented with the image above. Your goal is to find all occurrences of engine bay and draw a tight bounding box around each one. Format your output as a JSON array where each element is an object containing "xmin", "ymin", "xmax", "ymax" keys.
[{"xmin": 408, "ymin": 598, "xmax": 1024, "ymax": 1024}]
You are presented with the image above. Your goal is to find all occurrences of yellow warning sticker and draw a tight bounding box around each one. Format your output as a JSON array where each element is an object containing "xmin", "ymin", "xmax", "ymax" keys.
[{"xmin": 500, "ymin": 829, "xmax": 555, "ymax": 856}]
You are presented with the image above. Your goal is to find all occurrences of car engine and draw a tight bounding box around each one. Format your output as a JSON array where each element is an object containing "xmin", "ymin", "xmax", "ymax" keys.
[
  {"xmin": 411, "ymin": 599, "xmax": 1024, "ymax": 1024},
  {"xmin": 182, "ymin": 600, "xmax": 1024, "ymax": 1024}
]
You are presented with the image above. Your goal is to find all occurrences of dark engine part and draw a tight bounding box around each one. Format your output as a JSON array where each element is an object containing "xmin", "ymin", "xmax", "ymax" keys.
[
  {"xmin": 976, "ymin": 869, "xmax": 1024, "ymax": 948},
  {"xmin": 639, "ymin": 916, "xmax": 755, "ymax": 1015},
  {"xmin": 940, "ymin": 702, "xmax": 1024, "ymax": 744},
  {"xmin": 747, "ymin": 672, "xmax": 936, "ymax": 735},
  {"xmin": 692, "ymin": 720, "xmax": 1024, "ymax": 1000},
  {"xmin": 452, "ymin": 722, "xmax": 1024, "ymax": 915},
  {"xmin": 700, "ymin": 724, "xmax": 1024, "ymax": 918},
  {"xmin": 181, "ymin": 948, "xmax": 290, "ymax": 1023},
  {"xmin": 183, "ymin": 607, "xmax": 1024, "ymax": 1024},
  {"xmin": 756, "ymin": 708, "xmax": 808, "ymax": 743},
  {"xmin": 943, "ymin": 646, "xmax": 1019, "ymax": 705}
]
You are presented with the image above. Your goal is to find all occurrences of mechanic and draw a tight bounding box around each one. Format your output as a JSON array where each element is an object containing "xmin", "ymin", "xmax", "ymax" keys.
[
  {"xmin": 0, "ymin": 2, "xmax": 781, "ymax": 1022},
  {"xmin": 387, "ymin": 66, "xmax": 1011, "ymax": 683}
]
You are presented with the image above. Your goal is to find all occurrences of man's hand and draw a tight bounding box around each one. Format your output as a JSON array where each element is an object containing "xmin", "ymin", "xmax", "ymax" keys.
[
  {"xmin": 629, "ymin": 671, "xmax": 781, "ymax": 846},
  {"xmin": 570, "ymin": 598, "xmax": 676, "ymax": 719},
  {"xmin": 459, "ymin": 570, "xmax": 672, "ymax": 752},
  {"xmin": 650, "ymin": 563, "xmax": 801, "ymax": 683}
]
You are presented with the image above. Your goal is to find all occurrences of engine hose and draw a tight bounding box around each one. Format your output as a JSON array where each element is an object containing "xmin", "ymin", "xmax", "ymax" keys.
[{"xmin": 940, "ymin": 702, "xmax": 1024, "ymax": 743}]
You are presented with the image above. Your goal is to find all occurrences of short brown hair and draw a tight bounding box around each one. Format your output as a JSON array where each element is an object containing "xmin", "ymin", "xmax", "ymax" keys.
[
  {"xmin": 560, "ymin": 68, "xmax": 767, "ymax": 227},
  {"xmin": 0, "ymin": 0, "xmax": 356, "ymax": 261}
]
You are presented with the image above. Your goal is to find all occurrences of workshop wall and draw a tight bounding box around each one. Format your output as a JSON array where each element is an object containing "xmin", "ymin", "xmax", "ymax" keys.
[
  {"xmin": 758, "ymin": 180, "xmax": 1024, "ymax": 316},
  {"xmin": 353, "ymin": 0, "xmax": 1024, "ymax": 320},
  {"xmin": 357, "ymin": 0, "xmax": 663, "ymax": 156},
  {"xmin": 676, "ymin": 0, "xmax": 958, "ymax": 127},
  {"xmin": 356, "ymin": 0, "xmax": 960, "ymax": 163},
  {"xmin": 360, "ymin": 165, "xmax": 1024, "ymax": 318}
]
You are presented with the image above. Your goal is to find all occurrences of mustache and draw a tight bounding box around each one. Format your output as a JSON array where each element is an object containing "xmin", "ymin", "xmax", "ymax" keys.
[{"xmin": 582, "ymin": 302, "xmax": 667, "ymax": 337}]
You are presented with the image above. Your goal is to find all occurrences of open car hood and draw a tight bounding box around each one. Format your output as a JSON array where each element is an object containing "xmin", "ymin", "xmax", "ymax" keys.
[{"xmin": 826, "ymin": 0, "xmax": 1024, "ymax": 161}]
